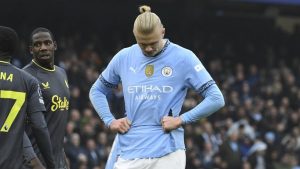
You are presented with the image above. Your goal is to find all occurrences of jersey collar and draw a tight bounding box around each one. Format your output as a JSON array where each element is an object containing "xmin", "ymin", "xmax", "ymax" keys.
[
  {"xmin": 0, "ymin": 60, "xmax": 10, "ymax": 64},
  {"xmin": 32, "ymin": 60, "xmax": 55, "ymax": 72},
  {"xmin": 152, "ymin": 39, "xmax": 170, "ymax": 57}
]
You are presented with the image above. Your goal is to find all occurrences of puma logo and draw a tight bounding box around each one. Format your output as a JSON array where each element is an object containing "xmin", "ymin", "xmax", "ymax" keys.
[{"xmin": 130, "ymin": 67, "xmax": 136, "ymax": 73}]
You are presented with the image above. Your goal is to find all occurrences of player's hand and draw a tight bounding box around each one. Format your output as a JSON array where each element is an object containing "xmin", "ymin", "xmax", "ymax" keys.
[
  {"xmin": 161, "ymin": 116, "xmax": 182, "ymax": 132},
  {"xmin": 29, "ymin": 157, "xmax": 46, "ymax": 169},
  {"xmin": 109, "ymin": 118, "xmax": 131, "ymax": 134}
]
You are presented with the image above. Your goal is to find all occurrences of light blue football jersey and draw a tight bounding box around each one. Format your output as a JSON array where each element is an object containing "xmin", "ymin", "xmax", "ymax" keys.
[{"xmin": 100, "ymin": 40, "xmax": 214, "ymax": 159}]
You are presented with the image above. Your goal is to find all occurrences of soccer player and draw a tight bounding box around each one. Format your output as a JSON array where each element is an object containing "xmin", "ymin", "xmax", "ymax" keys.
[
  {"xmin": 0, "ymin": 26, "xmax": 55, "ymax": 169},
  {"xmin": 89, "ymin": 5, "xmax": 225, "ymax": 169},
  {"xmin": 22, "ymin": 27, "xmax": 70, "ymax": 169}
]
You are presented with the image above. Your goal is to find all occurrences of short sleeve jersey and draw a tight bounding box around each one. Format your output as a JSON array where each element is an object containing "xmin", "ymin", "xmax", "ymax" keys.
[{"xmin": 0, "ymin": 62, "xmax": 45, "ymax": 169}]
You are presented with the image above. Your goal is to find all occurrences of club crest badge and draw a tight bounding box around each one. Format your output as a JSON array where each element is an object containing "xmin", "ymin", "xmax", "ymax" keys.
[
  {"xmin": 145, "ymin": 64, "xmax": 154, "ymax": 77},
  {"xmin": 162, "ymin": 66, "xmax": 172, "ymax": 77}
]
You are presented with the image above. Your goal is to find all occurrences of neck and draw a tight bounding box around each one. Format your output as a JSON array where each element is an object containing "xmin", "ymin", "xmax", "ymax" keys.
[
  {"xmin": 150, "ymin": 39, "xmax": 167, "ymax": 57},
  {"xmin": 159, "ymin": 39, "xmax": 166, "ymax": 51},
  {"xmin": 33, "ymin": 59, "xmax": 54, "ymax": 70}
]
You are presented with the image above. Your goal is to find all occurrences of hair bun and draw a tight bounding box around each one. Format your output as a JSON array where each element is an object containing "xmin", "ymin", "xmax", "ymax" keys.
[{"xmin": 139, "ymin": 5, "xmax": 151, "ymax": 13}]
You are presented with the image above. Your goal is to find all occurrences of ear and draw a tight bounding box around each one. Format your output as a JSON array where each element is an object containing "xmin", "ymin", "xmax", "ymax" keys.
[
  {"xmin": 54, "ymin": 41, "xmax": 57, "ymax": 51},
  {"xmin": 161, "ymin": 27, "xmax": 165, "ymax": 38},
  {"xmin": 29, "ymin": 46, "xmax": 33, "ymax": 54}
]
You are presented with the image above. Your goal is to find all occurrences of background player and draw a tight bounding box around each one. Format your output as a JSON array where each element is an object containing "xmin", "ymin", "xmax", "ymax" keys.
[{"xmin": 23, "ymin": 27, "xmax": 70, "ymax": 169}]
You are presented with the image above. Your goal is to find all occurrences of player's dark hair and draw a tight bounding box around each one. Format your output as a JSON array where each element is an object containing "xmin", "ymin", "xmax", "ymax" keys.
[
  {"xmin": 0, "ymin": 26, "xmax": 19, "ymax": 59},
  {"xmin": 30, "ymin": 27, "xmax": 55, "ymax": 45}
]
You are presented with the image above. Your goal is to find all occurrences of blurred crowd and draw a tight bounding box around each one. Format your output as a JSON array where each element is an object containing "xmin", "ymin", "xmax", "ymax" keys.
[{"xmin": 11, "ymin": 17, "xmax": 300, "ymax": 169}]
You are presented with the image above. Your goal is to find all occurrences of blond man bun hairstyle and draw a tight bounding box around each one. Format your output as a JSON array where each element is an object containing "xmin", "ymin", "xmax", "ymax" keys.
[
  {"xmin": 139, "ymin": 5, "xmax": 151, "ymax": 13},
  {"xmin": 133, "ymin": 5, "xmax": 162, "ymax": 34}
]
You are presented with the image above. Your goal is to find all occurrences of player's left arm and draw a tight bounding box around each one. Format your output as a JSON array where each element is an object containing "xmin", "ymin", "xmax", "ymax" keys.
[
  {"xmin": 180, "ymin": 83, "xmax": 225, "ymax": 124},
  {"xmin": 180, "ymin": 52, "xmax": 225, "ymax": 124},
  {"xmin": 162, "ymin": 84, "xmax": 224, "ymax": 131},
  {"xmin": 162, "ymin": 52, "xmax": 225, "ymax": 131}
]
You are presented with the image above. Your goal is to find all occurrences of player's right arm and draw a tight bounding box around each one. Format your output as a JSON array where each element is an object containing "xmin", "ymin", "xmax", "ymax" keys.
[
  {"xmin": 89, "ymin": 76, "xmax": 116, "ymax": 127},
  {"xmin": 25, "ymin": 75, "xmax": 55, "ymax": 169},
  {"xmin": 23, "ymin": 132, "xmax": 45, "ymax": 169},
  {"xmin": 27, "ymin": 111, "xmax": 55, "ymax": 169},
  {"xmin": 89, "ymin": 76, "xmax": 131, "ymax": 133},
  {"xmin": 90, "ymin": 49, "xmax": 131, "ymax": 133}
]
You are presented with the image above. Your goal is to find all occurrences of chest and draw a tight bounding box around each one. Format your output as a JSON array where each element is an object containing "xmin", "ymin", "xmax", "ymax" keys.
[
  {"xmin": 36, "ymin": 71, "xmax": 70, "ymax": 100},
  {"xmin": 120, "ymin": 57, "xmax": 188, "ymax": 99},
  {"xmin": 122, "ymin": 61, "xmax": 181, "ymax": 86}
]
